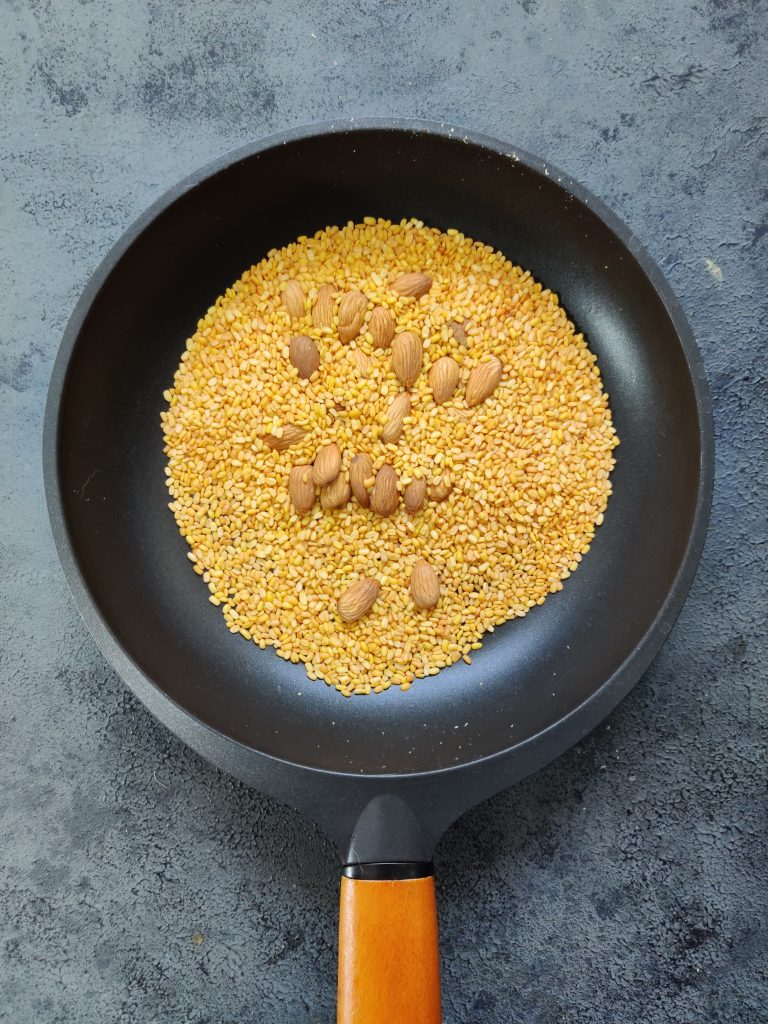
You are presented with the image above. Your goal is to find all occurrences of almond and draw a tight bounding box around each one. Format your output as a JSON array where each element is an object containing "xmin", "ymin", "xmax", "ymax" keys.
[
  {"xmin": 466, "ymin": 355, "xmax": 503, "ymax": 407},
  {"xmin": 288, "ymin": 464, "xmax": 316, "ymax": 513},
  {"xmin": 313, "ymin": 442, "xmax": 342, "ymax": 486},
  {"xmin": 369, "ymin": 306, "xmax": 395, "ymax": 349},
  {"xmin": 281, "ymin": 279, "xmax": 305, "ymax": 320},
  {"xmin": 381, "ymin": 392, "xmax": 411, "ymax": 444},
  {"xmin": 349, "ymin": 454, "xmax": 373, "ymax": 508},
  {"xmin": 428, "ymin": 356, "xmax": 460, "ymax": 404},
  {"xmin": 403, "ymin": 478, "xmax": 427, "ymax": 514},
  {"xmin": 430, "ymin": 472, "xmax": 453, "ymax": 502},
  {"xmin": 312, "ymin": 283, "xmax": 335, "ymax": 328},
  {"xmin": 263, "ymin": 423, "xmax": 306, "ymax": 451},
  {"xmin": 370, "ymin": 463, "xmax": 399, "ymax": 516},
  {"xmin": 410, "ymin": 559, "xmax": 440, "ymax": 609},
  {"xmin": 338, "ymin": 290, "xmax": 368, "ymax": 343},
  {"xmin": 320, "ymin": 472, "xmax": 351, "ymax": 510},
  {"xmin": 352, "ymin": 348, "xmax": 372, "ymax": 377},
  {"xmin": 391, "ymin": 331, "xmax": 422, "ymax": 387},
  {"xmin": 449, "ymin": 319, "xmax": 470, "ymax": 347},
  {"xmin": 337, "ymin": 577, "xmax": 381, "ymax": 623},
  {"xmin": 289, "ymin": 334, "xmax": 320, "ymax": 379},
  {"xmin": 391, "ymin": 271, "xmax": 432, "ymax": 298}
]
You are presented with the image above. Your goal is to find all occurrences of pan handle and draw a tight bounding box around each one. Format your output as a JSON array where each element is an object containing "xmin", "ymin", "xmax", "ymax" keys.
[{"xmin": 338, "ymin": 862, "xmax": 441, "ymax": 1024}]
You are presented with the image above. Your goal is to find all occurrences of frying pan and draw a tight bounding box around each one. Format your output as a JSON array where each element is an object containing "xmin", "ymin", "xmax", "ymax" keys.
[{"xmin": 44, "ymin": 120, "xmax": 713, "ymax": 1022}]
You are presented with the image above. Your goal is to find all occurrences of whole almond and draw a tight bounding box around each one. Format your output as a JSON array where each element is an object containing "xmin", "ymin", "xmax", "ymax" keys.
[
  {"xmin": 312, "ymin": 283, "xmax": 335, "ymax": 328},
  {"xmin": 449, "ymin": 319, "xmax": 470, "ymax": 347},
  {"xmin": 313, "ymin": 442, "xmax": 342, "ymax": 486},
  {"xmin": 263, "ymin": 423, "xmax": 306, "ymax": 451},
  {"xmin": 349, "ymin": 453, "xmax": 373, "ymax": 508},
  {"xmin": 369, "ymin": 306, "xmax": 395, "ymax": 349},
  {"xmin": 391, "ymin": 271, "xmax": 432, "ymax": 299},
  {"xmin": 320, "ymin": 472, "xmax": 351, "ymax": 510},
  {"xmin": 410, "ymin": 559, "xmax": 441, "ymax": 609},
  {"xmin": 338, "ymin": 290, "xmax": 368, "ymax": 343},
  {"xmin": 466, "ymin": 355, "xmax": 503, "ymax": 407},
  {"xmin": 352, "ymin": 348, "xmax": 372, "ymax": 377},
  {"xmin": 289, "ymin": 334, "xmax": 320, "ymax": 379},
  {"xmin": 404, "ymin": 478, "xmax": 427, "ymax": 514},
  {"xmin": 281, "ymin": 279, "xmax": 305, "ymax": 320},
  {"xmin": 391, "ymin": 331, "xmax": 423, "ymax": 387},
  {"xmin": 370, "ymin": 463, "xmax": 399, "ymax": 516},
  {"xmin": 381, "ymin": 392, "xmax": 411, "ymax": 444},
  {"xmin": 288, "ymin": 464, "xmax": 316, "ymax": 513},
  {"xmin": 428, "ymin": 356, "xmax": 461, "ymax": 404},
  {"xmin": 337, "ymin": 577, "xmax": 381, "ymax": 623},
  {"xmin": 430, "ymin": 472, "xmax": 453, "ymax": 502}
]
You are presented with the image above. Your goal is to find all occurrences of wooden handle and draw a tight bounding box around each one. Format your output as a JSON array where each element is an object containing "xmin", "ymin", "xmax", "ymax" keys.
[{"xmin": 338, "ymin": 874, "xmax": 441, "ymax": 1024}]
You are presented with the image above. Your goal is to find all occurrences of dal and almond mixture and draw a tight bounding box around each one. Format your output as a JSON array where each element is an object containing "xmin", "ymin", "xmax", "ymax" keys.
[{"xmin": 161, "ymin": 217, "xmax": 618, "ymax": 696}]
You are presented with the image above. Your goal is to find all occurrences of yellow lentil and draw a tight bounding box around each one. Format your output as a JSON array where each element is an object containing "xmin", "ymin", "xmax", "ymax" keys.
[{"xmin": 161, "ymin": 218, "xmax": 619, "ymax": 697}]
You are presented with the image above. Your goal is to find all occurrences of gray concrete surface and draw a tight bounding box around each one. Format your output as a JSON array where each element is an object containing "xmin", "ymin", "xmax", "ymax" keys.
[{"xmin": 1, "ymin": 1, "xmax": 766, "ymax": 1021}]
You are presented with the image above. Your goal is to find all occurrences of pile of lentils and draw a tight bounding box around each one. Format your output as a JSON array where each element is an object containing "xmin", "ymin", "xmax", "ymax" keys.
[{"xmin": 162, "ymin": 218, "xmax": 619, "ymax": 696}]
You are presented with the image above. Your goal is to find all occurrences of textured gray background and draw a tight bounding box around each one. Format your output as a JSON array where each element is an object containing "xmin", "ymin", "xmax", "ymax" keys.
[{"xmin": 1, "ymin": 1, "xmax": 766, "ymax": 1021}]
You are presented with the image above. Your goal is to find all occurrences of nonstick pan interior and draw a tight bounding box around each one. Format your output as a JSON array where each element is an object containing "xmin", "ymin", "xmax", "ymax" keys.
[{"xmin": 49, "ymin": 125, "xmax": 710, "ymax": 776}]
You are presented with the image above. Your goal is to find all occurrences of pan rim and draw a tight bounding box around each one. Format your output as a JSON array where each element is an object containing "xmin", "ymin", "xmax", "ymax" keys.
[{"xmin": 43, "ymin": 117, "xmax": 714, "ymax": 786}]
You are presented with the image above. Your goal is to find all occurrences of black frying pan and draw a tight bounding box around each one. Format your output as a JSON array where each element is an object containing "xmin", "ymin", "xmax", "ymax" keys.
[{"xmin": 44, "ymin": 121, "xmax": 713, "ymax": 1022}]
